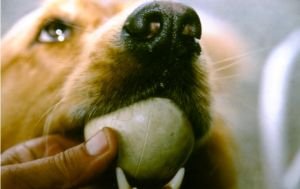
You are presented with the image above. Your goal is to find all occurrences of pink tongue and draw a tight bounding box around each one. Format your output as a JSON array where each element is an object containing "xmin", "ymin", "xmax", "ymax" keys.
[{"xmin": 84, "ymin": 97, "xmax": 194, "ymax": 182}]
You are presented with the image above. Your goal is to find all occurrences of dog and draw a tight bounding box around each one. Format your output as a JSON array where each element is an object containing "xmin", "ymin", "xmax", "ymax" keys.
[{"xmin": 1, "ymin": 0, "xmax": 244, "ymax": 188}]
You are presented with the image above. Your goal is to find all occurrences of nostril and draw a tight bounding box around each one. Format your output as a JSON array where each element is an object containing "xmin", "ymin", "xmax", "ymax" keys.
[
  {"xmin": 124, "ymin": 11, "xmax": 163, "ymax": 40},
  {"xmin": 178, "ymin": 9, "xmax": 202, "ymax": 39},
  {"xmin": 147, "ymin": 22, "xmax": 161, "ymax": 39},
  {"xmin": 182, "ymin": 24, "xmax": 200, "ymax": 39}
]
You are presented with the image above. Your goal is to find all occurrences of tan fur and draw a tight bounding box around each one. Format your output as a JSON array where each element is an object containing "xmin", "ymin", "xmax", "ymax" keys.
[
  {"xmin": 1, "ymin": 0, "xmax": 239, "ymax": 188},
  {"xmin": 2, "ymin": 0, "xmax": 127, "ymax": 149}
]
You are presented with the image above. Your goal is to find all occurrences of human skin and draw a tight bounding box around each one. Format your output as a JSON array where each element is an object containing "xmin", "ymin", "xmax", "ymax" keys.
[{"xmin": 1, "ymin": 128, "xmax": 118, "ymax": 189}]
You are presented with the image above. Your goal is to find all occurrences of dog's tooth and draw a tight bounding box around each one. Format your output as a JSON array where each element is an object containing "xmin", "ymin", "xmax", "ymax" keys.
[
  {"xmin": 116, "ymin": 167, "xmax": 138, "ymax": 189},
  {"xmin": 163, "ymin": 168, "xmax": 185, "ymax": 189}
]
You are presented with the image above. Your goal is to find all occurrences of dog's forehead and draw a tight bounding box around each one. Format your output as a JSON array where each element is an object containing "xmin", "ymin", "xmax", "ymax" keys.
[
  {"xmin": 41, "ymin": 0, "xmax": 128, "ymax": 22},
  {"xmin": 43, "ymin": 0, "xmax": 128, "ymax": 12}
]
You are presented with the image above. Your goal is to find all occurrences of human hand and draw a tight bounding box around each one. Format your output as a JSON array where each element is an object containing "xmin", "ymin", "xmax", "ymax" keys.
[{"xmin": 1, "ymin": 128, "xmax": 118, "ymax": 189}]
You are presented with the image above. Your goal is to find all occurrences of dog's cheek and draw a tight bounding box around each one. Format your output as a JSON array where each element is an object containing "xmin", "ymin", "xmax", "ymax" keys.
[
  {"xmin": 61, "ymin": 16, "xmax": 133, "ymax": 98},
  {"xmin": 45, "ymin": 21, "xmax": 144, "ymax": 135}
]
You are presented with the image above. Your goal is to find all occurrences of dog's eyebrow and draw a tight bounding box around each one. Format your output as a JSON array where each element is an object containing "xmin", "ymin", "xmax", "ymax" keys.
[{"xmin": 42, "ymin": 18, "xmax": 84, "ymax": 31}]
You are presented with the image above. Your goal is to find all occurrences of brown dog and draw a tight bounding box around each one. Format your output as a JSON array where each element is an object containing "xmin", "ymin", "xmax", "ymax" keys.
[{"xmin": 1, "ymin": 0, "xmax": 242, "ymax": 188}]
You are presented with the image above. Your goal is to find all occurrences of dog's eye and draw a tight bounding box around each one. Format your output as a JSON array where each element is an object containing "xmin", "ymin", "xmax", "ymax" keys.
[{"xmin": 38, "ymin": 20, "xmax": 72, "ymax": 43}]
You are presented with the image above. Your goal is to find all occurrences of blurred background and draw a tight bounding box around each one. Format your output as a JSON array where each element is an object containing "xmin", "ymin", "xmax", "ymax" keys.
[{"xmin": 2, "ymin": 0, "xmax": 300, "ymax": 189}]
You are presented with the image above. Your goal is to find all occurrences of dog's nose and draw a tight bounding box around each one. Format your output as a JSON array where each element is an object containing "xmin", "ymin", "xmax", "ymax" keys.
[{"xmin": 122, "ymin": 1, "xmax": 201, "ymax": 59}]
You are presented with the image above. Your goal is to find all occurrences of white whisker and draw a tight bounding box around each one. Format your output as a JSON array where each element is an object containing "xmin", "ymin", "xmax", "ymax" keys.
[
  {"xmin": 34, "ymin": 104, "xmax": 54, "ymax": 133},
  {"xmin": 42, "ymin": 100, "xmax": 64, "ymax": 136},
  {"xmin": 212, "ymin": 46, "xmax": 271, "ymax": 66},
  {"xmin": 211, "ymin": 73, "xmax": 244, "ymax": 81},
  {"xmin": 214, "ymin": 60, "xmax": 240, "ymax": 73},
  {"xmin": 41, "ymin": 100, "xmax": 65, "ymax": 153}
]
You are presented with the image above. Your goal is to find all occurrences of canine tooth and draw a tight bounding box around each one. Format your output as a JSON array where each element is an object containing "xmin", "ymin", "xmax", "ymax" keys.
[
  {"xmin": 194, "ymin": 38, "xmax": 200, "ymax": 44},
  {"xmin": 163, "ymin": 168, "xmax": 185, "ymax": 189},
  {"xmin": 116, "ymin": 167, "xmax": 133, "ymax": 189}
]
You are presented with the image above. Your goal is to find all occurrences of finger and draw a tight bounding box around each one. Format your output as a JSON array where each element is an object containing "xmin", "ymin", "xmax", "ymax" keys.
[
  {"xmin": 1, "ymin": 135, "xmax": 80, "ymax": 165},
  {"xmin": 2, "ymin": 128, "xmax": 118, "ymax": 189}
]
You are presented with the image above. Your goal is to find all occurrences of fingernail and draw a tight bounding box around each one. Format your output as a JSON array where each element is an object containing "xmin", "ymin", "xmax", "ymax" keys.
[{"xmin": 85, "ymin": 130, "xmax": 108, "ymax": 156}]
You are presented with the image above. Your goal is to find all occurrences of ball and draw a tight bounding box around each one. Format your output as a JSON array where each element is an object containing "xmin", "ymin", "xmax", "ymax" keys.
[{"xmin": 84, "ymin": 98, "xmax": 194, "ymax": 184}]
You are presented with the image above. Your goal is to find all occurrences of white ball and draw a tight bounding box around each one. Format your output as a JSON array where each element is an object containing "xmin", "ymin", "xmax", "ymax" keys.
[{"xmin": 84, "ymin": 98, "xmax": 194, "ymax": 183}]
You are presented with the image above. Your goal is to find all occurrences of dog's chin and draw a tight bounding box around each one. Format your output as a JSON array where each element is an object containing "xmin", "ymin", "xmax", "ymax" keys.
[{"xmin": 83, "ymin": 97, "xmax": 194, "ymax": 188}]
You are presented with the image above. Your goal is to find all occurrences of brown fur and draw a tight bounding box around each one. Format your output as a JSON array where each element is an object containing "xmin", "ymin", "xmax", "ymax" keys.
[{"xmin": 1, "ymin": 0, "xmax": 240, "ymax": 188}]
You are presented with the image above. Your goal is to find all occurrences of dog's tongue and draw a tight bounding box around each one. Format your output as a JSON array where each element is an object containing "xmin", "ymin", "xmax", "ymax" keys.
[{"xmin": 84, "ymin": 98, "xmax": 194, "ymax": 185}]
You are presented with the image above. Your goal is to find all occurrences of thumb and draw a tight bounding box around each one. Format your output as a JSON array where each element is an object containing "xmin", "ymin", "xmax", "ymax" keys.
[{"xmin": 2, "ymin": 128, "xmax": 118, "ymax": 189}]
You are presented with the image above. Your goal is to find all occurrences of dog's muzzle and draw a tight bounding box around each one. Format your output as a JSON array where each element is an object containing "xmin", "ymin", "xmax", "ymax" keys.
[{"xmin": 86, "ymin": 1, "xmax": 203, "ymax": 189}]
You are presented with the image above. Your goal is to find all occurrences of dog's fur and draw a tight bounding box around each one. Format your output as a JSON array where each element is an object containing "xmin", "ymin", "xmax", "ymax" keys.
[{"xmin": 1, "ymin": 0, "xmax": 244, "ymax": 188}]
